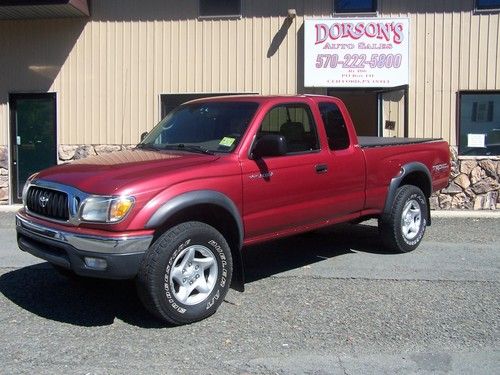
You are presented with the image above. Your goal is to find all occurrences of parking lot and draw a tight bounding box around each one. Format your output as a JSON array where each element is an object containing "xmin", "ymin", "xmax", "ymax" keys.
[{"xmin": 0, "ymin": 211, "xmax": 499, "ymax": 374}]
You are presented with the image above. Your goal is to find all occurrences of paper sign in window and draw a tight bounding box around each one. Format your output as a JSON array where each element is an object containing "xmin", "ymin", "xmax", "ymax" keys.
[
  {"xmin": 219, "ymin": 137, "xmax": 236, "ymax": 147},
  {"xmin": 467, "ymin": 133, "xmax": 486, "ymax": 148}
]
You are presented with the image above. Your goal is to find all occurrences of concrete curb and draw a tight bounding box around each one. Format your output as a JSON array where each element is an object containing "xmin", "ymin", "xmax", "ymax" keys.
[
  {"xmin": 430, "ymin": 210, "xmax": 500, "ymax": 218},
  {"xmin": 1, "ymin": 204, "xmax": 499, "ymax": 218},
  {"xmin": 0, "ymin": 205, "xmax": 22, "ymax": 212}
]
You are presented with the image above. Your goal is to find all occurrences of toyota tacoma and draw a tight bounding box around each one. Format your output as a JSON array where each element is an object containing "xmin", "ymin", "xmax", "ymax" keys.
[{"xmin": 16, "ymin": 95, "xmax": 451, "ymax": 324}]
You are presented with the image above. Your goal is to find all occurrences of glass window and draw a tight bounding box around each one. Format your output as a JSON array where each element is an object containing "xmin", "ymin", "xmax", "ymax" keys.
[
  {"xmin": 334, "ymin": 0, "xmax": 377, "ymax": 13},
  {"xmin": 319, "ymin": 102, "xmax": 350, "ymax": 150},
  {"xmin": 459, "ymin": 92, "xmax": 500, "ymax": 156},
  {"xmin": 476, "ymin": 0, "xmax": 500, "ymax": 10},
  {"xmin": 199, "ymin": 0, "xmax": 241, "ymax": 17},
  {"xmin": 258, "ymin": 104, "xmax": 320, "ymax": 154},
  {"xmin": 140, "ymin": 101, "xmax": 258, "ymax": 153},
  {"xmin": 160, "ymin": 93, "xmax": 252, "ymax": 119}
]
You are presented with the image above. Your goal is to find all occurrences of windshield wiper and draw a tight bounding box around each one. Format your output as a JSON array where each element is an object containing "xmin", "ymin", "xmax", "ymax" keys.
[
  {"xmin": 136, "ymin": 143, "xmax": 160, "ymax": 150},
  {"xmin": 164, "ymin": 144, "xmax": 215, "ymax": 155}
]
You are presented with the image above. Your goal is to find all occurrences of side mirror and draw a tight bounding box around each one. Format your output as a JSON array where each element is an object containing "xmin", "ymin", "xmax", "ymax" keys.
[
  {"xmin": 140, "ymin": 132, "xmax": 149, "ymax": 142},
  {"xmin": 252, "ymin": 134, "xmax": 287, "ymax": 159}
]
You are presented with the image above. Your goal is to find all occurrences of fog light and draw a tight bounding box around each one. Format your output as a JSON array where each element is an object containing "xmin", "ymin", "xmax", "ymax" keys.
[{"xmin": 84, "ymin": 257, "xmax": 107, "ymax": 270}]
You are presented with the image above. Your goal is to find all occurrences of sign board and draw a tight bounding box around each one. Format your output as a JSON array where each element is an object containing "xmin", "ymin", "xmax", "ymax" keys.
[{"xmin": 304, "ymin": 18, "xmax": 410, "ymax": 87}]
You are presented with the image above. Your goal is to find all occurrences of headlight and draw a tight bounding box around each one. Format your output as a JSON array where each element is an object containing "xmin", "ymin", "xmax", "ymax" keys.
[
  {"xmin": 80, "ymin": 196, "xmax": 134, "ymax": 223},
  {"xmin": 22, "ymin": 172, "xmax": 39, "ymax": 205}
]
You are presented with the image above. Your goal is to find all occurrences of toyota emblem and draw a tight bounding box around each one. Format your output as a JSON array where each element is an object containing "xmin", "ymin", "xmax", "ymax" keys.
[{"xmin": 39, "ymin": 194, "xmax": 49, "ymax": 208}]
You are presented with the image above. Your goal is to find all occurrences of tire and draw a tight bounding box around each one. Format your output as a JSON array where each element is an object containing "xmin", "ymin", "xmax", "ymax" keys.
[
  {"xmin": 379, "ymin": 185, "xmax": 428, "ymax": 253},
  {"xmin": 136, "ymin": 221, "xmax": 233, "ymax": 325}
]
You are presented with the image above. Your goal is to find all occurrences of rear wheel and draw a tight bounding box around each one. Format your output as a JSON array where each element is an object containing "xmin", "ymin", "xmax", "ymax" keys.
[
  {"xmin": 379, "ymin": 185, "xmax": 428, "ymax": 253},
  {"xmin": 136, "ymin": 221, "xmax": 232, "ymax": 325}
]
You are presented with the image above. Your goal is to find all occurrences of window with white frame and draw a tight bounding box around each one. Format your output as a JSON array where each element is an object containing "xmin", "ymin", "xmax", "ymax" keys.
[
  {"xmin": 458, "ymin": 92, "xmax": 500, "ymax": 156},
  {"xmin": 199, "ymin": 0, "xmax": 241, "ymax": 17},
  {"xmin": 475, "ymin": 0, "xmax": 500, "ymax": 11},
  {"xmin": 334, "ymin": 0, "xmax": 377, "ymax": 14}
]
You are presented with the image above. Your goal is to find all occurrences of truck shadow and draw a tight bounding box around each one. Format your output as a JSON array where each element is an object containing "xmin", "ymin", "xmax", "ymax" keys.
[
  {"xmin": 243, "ymin": 222, "xmax": 391, "ymax": 283},
  {"xmin": 0, "ymin": 264, "xmax": 163, "ymax": 328},
  {"xmin": 0, "ymin": 223, "xmax": 389, "ymax": 328}
]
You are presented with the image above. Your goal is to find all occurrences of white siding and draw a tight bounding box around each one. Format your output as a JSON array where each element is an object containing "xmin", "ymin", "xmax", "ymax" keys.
[{"xmin": 0, "ymin": 0, "xmax": 499, "ymax": 146}]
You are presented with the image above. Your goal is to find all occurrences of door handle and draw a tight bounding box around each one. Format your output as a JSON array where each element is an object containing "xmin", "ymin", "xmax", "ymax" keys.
[{"xmin": 315, "ymin": 164, "xmax": 328, "ymax": 174}]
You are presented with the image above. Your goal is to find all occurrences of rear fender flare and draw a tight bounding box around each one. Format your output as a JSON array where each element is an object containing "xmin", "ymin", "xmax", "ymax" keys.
[{"xmin": 383, "ymin": 162, "xmax": 432, "ymax": 223}]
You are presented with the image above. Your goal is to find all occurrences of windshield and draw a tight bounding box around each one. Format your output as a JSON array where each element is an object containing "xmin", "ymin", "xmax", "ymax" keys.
[{"xmin": 139, "ymin": 101, "xmax": 259, "ymax": 153}]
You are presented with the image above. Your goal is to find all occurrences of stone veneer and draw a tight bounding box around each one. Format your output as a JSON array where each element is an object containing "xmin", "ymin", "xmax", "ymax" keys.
[
  {"xmin": 57, "ymin": 144, "xmax": 135, "ymax": 162},
  {"xmin": 1, "ymin": 144, "xmax": 499, "ymax": 209},
  {"xmin": 0, "ymin": 146, "xmax": 8, "ymax": 202},
  {"xmin": 430, "ymin": 147, "xmax": 500, "ymax": 210}
]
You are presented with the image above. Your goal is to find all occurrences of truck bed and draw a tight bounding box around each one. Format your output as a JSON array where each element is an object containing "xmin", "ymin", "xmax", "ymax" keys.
[{"xmin": 358, "ymin": 137, "xmax": 441, "ymax": 148}]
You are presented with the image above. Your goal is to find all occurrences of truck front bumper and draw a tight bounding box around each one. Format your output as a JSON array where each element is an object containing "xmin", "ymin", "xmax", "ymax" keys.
[{"xmin": 16, "ymin": 213, "xmax": 154, "ymax": 279}]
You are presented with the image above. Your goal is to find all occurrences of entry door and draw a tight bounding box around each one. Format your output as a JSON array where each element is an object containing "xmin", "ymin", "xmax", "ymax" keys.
[
  {"xmin": 10, "ymin": 93, "xmax": 57, "ymax": 202},
  {"xmin": 378, "ymin": 87, "xmax": 408, "ymax": 137}
]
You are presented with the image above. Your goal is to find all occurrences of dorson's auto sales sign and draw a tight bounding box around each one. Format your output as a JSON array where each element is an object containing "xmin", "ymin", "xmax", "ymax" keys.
[{"xmin": 304, "ymin": 18, "xmax": 409, "ymax": 87}]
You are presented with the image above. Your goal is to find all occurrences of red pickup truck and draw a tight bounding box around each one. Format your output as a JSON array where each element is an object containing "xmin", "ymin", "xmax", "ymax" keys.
[{"xmin": 16, "ymin": 95, "xmax": 450, "ymax": 324}]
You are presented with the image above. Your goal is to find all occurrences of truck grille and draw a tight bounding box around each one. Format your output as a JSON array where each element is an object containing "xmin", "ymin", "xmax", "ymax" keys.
[{"xmin": 26, "ymin": 186, "xmax": 69, "ymax": 221}]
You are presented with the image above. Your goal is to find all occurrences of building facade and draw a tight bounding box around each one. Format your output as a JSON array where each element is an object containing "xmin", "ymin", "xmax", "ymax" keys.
[{"xmin": 0, "ymin": 0, "xmax": 499, "ymax": 208}]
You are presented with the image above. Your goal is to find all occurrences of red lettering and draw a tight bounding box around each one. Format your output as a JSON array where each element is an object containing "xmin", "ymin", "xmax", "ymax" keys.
[
  {"xmin": 393, "ymin": 23, "xmax": 404, "ymax": 44},
  {"xmin": 313, "ymin": 21, "xmax": 405, "ymax": 44},
  {"xmin": 315, "ymin": 23, "xmax": 328, "ymax": 44}
]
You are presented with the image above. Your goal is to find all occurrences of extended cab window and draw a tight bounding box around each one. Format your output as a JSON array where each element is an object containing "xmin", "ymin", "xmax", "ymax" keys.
[
  {"xmin": 258, "ymin": 104, "xmax": 320, "ymax": 153},
  {"xmin": 319, "ymin": 102, "xmax": 350, "ymax": 151}
]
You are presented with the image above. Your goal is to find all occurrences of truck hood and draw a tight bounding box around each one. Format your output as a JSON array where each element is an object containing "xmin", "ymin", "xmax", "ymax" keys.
[{"xmin": 35, "ymin": 149, "xmax": 220, "ymax": 195}]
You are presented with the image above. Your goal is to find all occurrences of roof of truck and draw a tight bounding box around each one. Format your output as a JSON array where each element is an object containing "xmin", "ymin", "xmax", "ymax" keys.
[{"xmin": 184, "ymin": 94, "xmax": 335, "ymax": 105}]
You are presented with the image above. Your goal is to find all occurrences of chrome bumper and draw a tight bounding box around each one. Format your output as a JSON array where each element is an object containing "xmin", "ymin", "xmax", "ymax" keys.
[{"xmin": 16, "ymin": 214, "xmax": 153, "ymax": 254}]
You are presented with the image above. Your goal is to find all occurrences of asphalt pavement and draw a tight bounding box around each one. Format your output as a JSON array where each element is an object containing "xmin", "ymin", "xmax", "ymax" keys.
[{"xmin": 0, "ymin": 211, "xmax": 498, "ymax": 374}]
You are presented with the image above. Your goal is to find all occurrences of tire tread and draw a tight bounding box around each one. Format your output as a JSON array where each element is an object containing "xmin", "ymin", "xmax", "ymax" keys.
[
  {"xmin": 136, "ymin": 221, "xmax": 230, "ymax": 325},
  {"xmin": 379, "ymin": 185, "xmax": 427, "ymax": 253}
]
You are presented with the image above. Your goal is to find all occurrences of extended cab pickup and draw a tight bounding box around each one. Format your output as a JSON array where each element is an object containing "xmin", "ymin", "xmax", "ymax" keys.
[{"xmin": 16, "ymin": 95, "xmax": 451, "ymax": 324}]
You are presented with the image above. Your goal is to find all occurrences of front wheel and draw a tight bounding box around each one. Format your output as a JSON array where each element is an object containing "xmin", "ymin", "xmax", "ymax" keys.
[
  {"xmin": 136, "ymin": 221, "xmax": 233, "ymax": 325},
  {"xmin": 379, "ymin": 185, "xmax": 428, "ymax": 253}
]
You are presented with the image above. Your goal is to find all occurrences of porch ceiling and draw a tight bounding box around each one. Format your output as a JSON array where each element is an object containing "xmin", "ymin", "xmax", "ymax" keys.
[{"xmin": 0, "ymin": 0, "xmax": 89, "ymax": 19}]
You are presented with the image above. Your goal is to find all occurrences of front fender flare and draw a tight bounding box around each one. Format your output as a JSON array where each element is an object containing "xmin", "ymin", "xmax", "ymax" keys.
[
  {"xmin": 146, "ymin": 190, "xmax": 244, "ymax": 247},
  {"xmin": 145, "ymin": 190, "xmax": 245, "ymax": 291}
]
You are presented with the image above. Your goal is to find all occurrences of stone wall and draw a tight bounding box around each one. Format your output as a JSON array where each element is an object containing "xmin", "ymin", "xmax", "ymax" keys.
[
  {"xmin": 58, "ymin": 144, "xmax": 135, "ymax": 162},
  {"xmin": 430, "ymin": 147, "xmax": 500, "ymax": 210},
  {"xmin": 0, "ymin": 145, "xmax": 134, "ymax": 205},
  {"xmin": 0, "ymin": 146, "xmax": 7, "ymax": 203},
  {"xmin": 1, "ymin": 144, "xmax": 499, "ymax": 209}
]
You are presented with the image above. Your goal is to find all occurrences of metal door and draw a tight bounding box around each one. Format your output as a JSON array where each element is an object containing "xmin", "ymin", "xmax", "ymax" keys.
[
  {"xmin": 9, "ymin": 93, "xmax": 57, "ymax": 203},
  {"xmin": 377, "ymin": 85, "xmax": 408, "ymax": 137}
]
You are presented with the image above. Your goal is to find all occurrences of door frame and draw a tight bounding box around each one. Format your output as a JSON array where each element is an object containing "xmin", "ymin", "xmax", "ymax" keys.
[
  {"xmin": 9, "ymin": 92, "xmax": 58, "ymax": 203},
  {"xmin": 376, "ymin": 84, "xmax": 409, "ymax": 137},
  {"xmin": 327, "ymin": 85, "xmax": 408, "ymax": 137}
]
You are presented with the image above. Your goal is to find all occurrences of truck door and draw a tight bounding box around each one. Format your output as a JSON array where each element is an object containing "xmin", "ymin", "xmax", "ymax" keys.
[
  {"xmin": 317, "ymin": 101, "xmax": 365, "ymax": 216},
  {"xmin": 241, "ymin": 102, "xmax": 332, "ymax": 239}
]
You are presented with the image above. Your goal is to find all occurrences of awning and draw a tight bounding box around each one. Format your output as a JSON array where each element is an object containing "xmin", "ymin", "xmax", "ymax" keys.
[{"xmin": 0, "ymin": 0, "xmax": 89, "ymax": 19}]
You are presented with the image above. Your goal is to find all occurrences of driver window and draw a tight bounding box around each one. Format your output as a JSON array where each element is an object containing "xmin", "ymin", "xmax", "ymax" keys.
[{"xmin": 258, "ymin": 104, "xmax": 320, "ymax": 154}]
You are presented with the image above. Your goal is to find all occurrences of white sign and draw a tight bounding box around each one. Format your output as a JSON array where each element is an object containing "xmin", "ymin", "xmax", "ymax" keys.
[
  {"xmin": 304, "ymin": 18, "xmax": 410, "ymax": 88},
  {"xmin": 467, "ymin": 133, "xmax": 486, "ymax": 148}
]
